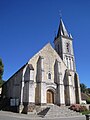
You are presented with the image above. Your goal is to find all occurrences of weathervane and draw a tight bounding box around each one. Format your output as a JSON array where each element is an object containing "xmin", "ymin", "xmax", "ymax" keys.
[{"xmin": 59, "ymin": 10, "xmax": 62, "ymax": 19}]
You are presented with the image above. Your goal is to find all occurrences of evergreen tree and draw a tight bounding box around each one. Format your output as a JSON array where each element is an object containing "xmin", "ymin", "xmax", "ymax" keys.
[
  {"xmin": 80, "ymin": 83, "xmax": 87, "ymax": 93},
  {"xmin": 87, "ymin": 88, "xmax": 90, "ymax": 94},
  {"xmin": 0, "ymin": 58, "xmax": 4, "ymax": 80}
]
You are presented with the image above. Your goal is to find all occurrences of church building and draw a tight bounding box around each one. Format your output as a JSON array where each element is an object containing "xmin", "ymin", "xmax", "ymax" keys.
[{"xmin": 2, "ymin": 18, "xmax": 81, "ymax": 113}]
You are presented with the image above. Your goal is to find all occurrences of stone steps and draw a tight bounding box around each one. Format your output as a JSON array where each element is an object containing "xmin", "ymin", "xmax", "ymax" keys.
[{"xmin": 37, "ymin": 105, "xmax": 83, "ymax": 118}]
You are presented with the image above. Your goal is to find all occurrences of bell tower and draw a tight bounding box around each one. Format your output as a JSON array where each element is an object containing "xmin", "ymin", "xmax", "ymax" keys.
[{"xmin": 54, "ymin": 19, "xmax": 76, "ymax": 71}]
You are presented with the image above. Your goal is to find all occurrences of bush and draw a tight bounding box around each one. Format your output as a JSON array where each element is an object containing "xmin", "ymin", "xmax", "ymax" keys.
[
  {"xmin": 80, "ymin": 106, "xmax": 87, "ymax": 112},
  {"xmin": 69, "ymin": 104, "xmax": 87, "ymax": 112},
  {"xmin": 81, "ymin": 110, "xmax": 90, "ymax": 115},
  {"xmin": 86, "ymin": 98, "xmax": 90, "ymax": 104}
]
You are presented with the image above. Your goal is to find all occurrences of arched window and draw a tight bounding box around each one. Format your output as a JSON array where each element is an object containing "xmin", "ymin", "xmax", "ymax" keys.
[{"xmin": 48, "ymin": 73, "xmax": 51, "ymax": 79}]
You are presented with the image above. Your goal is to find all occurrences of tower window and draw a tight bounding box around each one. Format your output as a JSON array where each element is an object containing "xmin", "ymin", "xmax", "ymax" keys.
[
  {"xmin": 48, "ymin": 73, "xmax": 51, "ymax": 79},
  {"xmin": 66, "ymin": 42, "xmax": 70, "ymax": 53}
]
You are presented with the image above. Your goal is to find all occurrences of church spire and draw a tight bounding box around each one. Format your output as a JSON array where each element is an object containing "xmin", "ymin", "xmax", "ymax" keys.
[
  {"xmin": 54, "ymin": 18, "xmax": 75, "ymax": 71},
  {"xmin": 56, "ymin": 18, "xmax": 69, "ymax": 39}
]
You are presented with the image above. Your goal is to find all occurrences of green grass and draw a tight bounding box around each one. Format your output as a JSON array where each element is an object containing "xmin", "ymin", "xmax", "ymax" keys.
[{"xmin": 80, "ymin": 110, "xmax": 90, "ymax": 115}]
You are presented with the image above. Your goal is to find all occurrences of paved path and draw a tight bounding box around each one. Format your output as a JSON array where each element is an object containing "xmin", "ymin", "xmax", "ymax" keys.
[{"xmin": 0, "ymin": 111, "xmax": 86, "ymax": 120}]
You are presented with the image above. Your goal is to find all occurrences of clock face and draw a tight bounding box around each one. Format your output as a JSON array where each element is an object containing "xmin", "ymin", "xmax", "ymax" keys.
[{"xmin": 66, "ymin": 42, "xmax": 70, "ymax": 53}]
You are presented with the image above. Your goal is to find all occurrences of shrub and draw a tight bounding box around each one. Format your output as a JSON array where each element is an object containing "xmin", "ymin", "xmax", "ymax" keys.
[
  {"xmin": 86, "ymin": 98, "xmax": 90, "ymax": 104},
  {"xmin": 69, "ymin": 104, "xmax": 87, "ymax": 112},
  {"xmin": 79, "ymin": 106, "xmax": 87, "ymax": 112}
]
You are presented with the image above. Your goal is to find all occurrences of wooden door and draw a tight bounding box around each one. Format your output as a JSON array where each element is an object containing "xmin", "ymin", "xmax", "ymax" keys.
[{"xmin": 47, "ymin": 90, "xmax": 54, "ymax": 103}]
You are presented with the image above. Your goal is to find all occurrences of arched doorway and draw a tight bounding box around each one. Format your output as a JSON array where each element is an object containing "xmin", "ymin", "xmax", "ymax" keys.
[{"xmin": 47, "ymin": 90, "xmax": 54, "ymax": 104}]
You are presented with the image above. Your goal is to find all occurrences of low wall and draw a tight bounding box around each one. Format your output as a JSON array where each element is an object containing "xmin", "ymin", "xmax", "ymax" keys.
[{"xmin": 84, "ymin": 104, "xmax": 90, "ymax": 110}]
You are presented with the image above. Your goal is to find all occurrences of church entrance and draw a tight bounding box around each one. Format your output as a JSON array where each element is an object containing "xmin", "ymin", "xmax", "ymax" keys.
[{"xmin": 47, "ymin": 90, "xmax": 54, "ymax": 104}]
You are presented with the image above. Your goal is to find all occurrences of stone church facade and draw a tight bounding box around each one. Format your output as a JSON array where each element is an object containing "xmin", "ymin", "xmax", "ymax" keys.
[{"xmin": 2, "ymin": 19, "xmax": 81, "ymax": 113}]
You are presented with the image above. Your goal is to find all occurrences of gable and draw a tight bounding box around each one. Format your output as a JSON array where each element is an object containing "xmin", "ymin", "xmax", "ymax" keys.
[{"xmin": 28, "ymin": 43, "xmax": 67, "ymax": 82}]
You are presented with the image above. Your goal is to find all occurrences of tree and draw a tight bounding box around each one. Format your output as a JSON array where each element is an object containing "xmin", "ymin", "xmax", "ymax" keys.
[
  {"xmin": 0, "ymin": 58, "xmax": 4, "ymax": 80},
  {"xmin": 80, "ymin": 83, "xmax": 87, "ymax": 93},
  {"xmin": 87, "ymin": 88, "xmax": 90, "ymax": 94},
  {"xmin": 0, "ymin": 80, "xmax": 5, "ymax": 87}
]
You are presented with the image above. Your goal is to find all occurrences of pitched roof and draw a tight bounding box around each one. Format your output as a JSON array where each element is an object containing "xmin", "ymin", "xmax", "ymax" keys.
[
  {"xmin": 54, "ymin": 19, "xmax": 73, "ymax": 41},
  {"xmin": 57, "ymin": 19, "xmax": 69, "ymax": 38}
]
